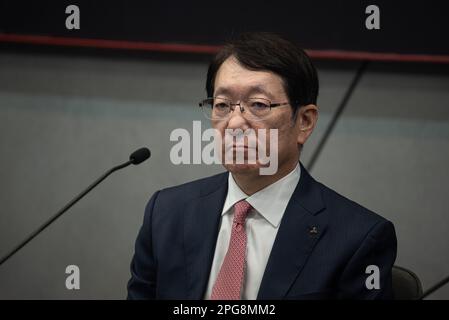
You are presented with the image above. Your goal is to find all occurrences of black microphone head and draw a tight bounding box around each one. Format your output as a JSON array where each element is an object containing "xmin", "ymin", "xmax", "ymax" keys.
[{"xmin": 129, "ymin": 147, "xmax": 151, "ymax": 165}]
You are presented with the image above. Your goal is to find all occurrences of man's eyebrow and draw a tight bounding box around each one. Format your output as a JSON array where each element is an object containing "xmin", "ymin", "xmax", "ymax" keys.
[
  {"xmin": 247, "ymin": 85, "xmax": 276, "ymax": 99},
  {"xmin": 214, "ymin": 87, "xmax": 232, "ymax": 97},
  {"xmin": 214, "ymin": 85, "xmax": 275, "ymax": 99}
]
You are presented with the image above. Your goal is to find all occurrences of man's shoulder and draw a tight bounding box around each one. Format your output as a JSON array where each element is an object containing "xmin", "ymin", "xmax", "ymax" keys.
[
  {"xmin": 315, "ymin": 179, "xmax": 393, "ymax": 233},
  {"xmin": 309, "ymin": 179, "xmax": 396, "ymax": 258}
]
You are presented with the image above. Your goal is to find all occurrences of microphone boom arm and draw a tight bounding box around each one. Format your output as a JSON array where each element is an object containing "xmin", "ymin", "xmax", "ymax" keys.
[{"xmin": 0, "ymin": 146, "xmax": 150, "ymax": 267}]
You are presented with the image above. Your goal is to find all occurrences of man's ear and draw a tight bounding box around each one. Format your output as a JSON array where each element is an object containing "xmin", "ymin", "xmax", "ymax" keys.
[{"xmin": 296, "ymin": 104, "xmax": 318, "ymax": 146}]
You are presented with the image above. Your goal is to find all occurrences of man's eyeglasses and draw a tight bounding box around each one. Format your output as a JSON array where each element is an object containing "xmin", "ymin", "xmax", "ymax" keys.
[{"xmin": 199, "ymin": 97, "xmax": 292, "ymax": 121}]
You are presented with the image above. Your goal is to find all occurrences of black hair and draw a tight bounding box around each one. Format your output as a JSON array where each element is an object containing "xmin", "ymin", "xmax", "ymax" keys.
[{"xmin": 206, "ymin": 32, "xmax": 319, "ymax": 113}]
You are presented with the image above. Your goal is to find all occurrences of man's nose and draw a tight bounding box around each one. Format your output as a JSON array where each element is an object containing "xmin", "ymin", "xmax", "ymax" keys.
[{"xmin": 227, "ymin": 104, "xmax": 249, "ymax": 130}]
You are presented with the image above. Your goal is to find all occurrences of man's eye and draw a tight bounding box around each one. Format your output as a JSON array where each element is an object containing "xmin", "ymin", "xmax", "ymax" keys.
[
  {"xmin": 251, "ymin": 101, "xmax": 269, "ymax": 109},
  {"xmin": 214, "ymin": 103, "xmax": 229, "ymax": 109}
]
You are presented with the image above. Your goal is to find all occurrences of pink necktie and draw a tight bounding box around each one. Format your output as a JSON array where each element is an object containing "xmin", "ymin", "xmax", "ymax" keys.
[{"xmin": 211, "ymin": 200, "xmax": 252, "ymax": 300}]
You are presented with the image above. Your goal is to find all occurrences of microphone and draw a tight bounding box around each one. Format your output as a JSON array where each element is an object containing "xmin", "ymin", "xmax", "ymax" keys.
[
  {"xmin": 130, "ymin": 148, "xmax": 151, "ymax": 165},
  {"xmin": 0, "ymin": 147, "xmax": 151, "ymax": 267}
]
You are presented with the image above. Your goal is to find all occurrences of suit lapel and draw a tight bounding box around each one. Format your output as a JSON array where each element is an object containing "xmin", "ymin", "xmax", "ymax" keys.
[
  {"xmin": 257, "ymin": 163, "xmax": 328, "ymax": 299},
  {"xmin": 184, "ymin": 172, "xmax": 228, "ymax": 299}
]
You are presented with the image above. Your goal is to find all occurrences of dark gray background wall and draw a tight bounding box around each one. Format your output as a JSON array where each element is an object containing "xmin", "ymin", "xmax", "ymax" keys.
[{"xmin": 0, "ymin": 51, "xmax": 448, "ymax": 299}]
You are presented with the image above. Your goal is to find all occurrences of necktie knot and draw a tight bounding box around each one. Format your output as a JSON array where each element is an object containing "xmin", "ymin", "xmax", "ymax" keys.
[{"xmin": 233, "ymin": 200, "xmax": 252, "ymax": 225}]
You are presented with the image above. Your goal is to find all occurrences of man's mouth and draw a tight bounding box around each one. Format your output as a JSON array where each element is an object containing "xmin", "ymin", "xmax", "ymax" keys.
[{"xmin": 225, "ymin": 144, "xmax": 257, "ymax": 150}]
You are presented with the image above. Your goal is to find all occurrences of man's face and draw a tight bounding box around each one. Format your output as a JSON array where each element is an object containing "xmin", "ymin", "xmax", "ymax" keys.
[{"xmin": 211, "ymin": 56, "xmax": 304, "ymax": 176}]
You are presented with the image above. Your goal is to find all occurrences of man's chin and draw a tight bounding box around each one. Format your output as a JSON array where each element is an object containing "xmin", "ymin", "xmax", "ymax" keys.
[{"xmin": 223, "ymin": 163, "xmax": 262, "ymax": 175}]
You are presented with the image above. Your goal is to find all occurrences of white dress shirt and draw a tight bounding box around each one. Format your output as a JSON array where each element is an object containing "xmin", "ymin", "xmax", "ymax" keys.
[{"xmin": 204, "ymin": 162, "xmax": 301, "ymax": 300}]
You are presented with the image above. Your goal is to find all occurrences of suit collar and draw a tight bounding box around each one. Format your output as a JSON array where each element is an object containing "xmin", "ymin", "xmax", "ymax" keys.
[
  {"xmin": 256, "ymin": 162, "xmax": 328, "ymax": 299},
  {"xmin": 295, "ymin": 162, "xmax": 326, "ymax": 215}
]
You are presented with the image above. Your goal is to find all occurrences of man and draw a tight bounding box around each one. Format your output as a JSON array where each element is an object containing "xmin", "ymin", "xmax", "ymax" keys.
[{"xmin": 127, "ymin": 32, "xmax": 397, "ymax": 299}]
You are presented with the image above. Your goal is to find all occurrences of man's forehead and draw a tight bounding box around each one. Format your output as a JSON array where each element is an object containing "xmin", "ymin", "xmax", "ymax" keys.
[
  {"xmin": 214, "ymin": 84, "xmax": 276, "ymax": 100},
  {"xmin": 214, "ymin": 59, "xmax": 284, "ymax": 98}
]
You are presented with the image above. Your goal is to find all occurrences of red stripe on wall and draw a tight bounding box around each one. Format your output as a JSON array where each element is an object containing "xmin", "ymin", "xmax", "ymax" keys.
[{"xmin": 1, "ymin": 33, "xmax": 449, "ymax": 64}]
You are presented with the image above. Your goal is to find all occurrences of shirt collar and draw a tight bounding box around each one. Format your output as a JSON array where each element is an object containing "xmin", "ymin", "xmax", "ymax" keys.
[{"xmin": 222, "ymin": 162, "xmax": 301, "ymax": 228}]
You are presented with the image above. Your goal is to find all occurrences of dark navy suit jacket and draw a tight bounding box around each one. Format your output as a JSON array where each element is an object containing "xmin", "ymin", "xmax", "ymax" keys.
[{"xmin": 127, "ymin": 163, "xmax": 397, "ymax": 299}]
